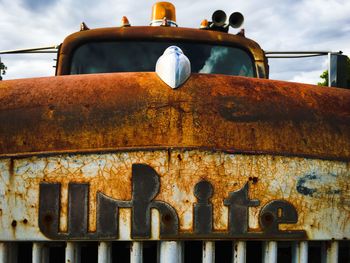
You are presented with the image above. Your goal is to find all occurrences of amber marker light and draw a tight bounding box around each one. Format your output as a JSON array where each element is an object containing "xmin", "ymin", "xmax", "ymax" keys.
[
  {"xmin": 150, "ymin": 2, "xmax": 177, "ymax": 26},
  {"xmin": 200, "ymin": 19, "xmax": 209, "ymax": 29},
  {"xmin": 121, "ymin": 16, "xmax": 131, "ymax": 27}
]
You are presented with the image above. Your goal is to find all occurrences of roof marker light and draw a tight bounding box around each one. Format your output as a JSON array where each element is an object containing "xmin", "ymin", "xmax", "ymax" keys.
[
  {"xmin": 121, "ymin": 16, "xmax": 131, "ymax": 27},
  {"xmin": 80, "ymin": 22, "xmax": 90, "ymax": 31},
  {"xmin": 200, "ymin": 19, "xmax": 209, "ymax": 29},
  {"xmin": 150, "ymin": 2, "xmax": 177, "ymax": 27}
]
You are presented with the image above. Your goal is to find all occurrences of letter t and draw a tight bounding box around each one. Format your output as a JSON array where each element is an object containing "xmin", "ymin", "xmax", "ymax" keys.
[{"xmin": 224, "ymin": 183, "xmax": 260, "ymax": 235}]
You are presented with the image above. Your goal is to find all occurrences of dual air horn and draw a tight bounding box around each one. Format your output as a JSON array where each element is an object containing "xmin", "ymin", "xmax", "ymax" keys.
[{"xmin": 206, "ymin": 10, "xmax": 244, "ymax": 33}]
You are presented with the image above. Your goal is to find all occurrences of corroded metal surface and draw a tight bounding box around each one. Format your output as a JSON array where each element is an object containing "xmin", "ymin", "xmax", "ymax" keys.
[
  {"xmin": 56, "ymin": 26, "xmax": 267, "ymax": 77},
  {"xmin": 0, "ymin": 73, "xmax": 349, "ymax": 160},
  {"xmin": 0, "ymin": 150, "xmax": 348, "ymax": 241}
]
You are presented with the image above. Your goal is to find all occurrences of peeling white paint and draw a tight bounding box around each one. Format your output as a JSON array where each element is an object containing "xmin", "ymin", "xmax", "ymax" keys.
[{"xmin": 0, "ymin": 150, "xmax": 348, "ymax": 241}]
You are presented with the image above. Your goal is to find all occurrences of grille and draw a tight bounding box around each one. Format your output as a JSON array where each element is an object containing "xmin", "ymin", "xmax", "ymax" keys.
[{"xmin": 0, "ymin": 240, "xmax": 349, "ymax": 263}]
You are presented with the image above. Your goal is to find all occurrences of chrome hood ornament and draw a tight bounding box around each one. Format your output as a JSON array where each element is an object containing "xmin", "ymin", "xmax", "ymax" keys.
[{"xmin": 155, "ymin": 46, "xmax": 191, "ymax": 89}]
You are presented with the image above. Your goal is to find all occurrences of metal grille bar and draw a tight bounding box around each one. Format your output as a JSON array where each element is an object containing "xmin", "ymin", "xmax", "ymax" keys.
[
  {"xmin": 292, "ymin": 241, "xmax": 308, "ymax": 263},
  {"xmin": 159, "ymin": 241, "xmax": 183, "ymax": 263},
  {"xmin": 202, "ymin": 241, "xmax": 215, "ymax": 263},
  {"xmin": 233, "ymin": 241, "xmax": 246, "ymax": 263},
  {"xmin": 0, "ymin": 243, "xmax": 8, "ymax": 263},
  {"xmin": 130, "ymin": 241, "xmax": 143, "ymax": 263},
  {"xmin": 66, "ymin": 242, "xmax": 80, "ymax": 263},
  {"xmin": 262, "ymin": 241, "xmax": 277, "ymax": 263},
  {"xmin": 33, "ymin": 242, "xmax": 49, "ymax": 263},
  {"xmin": 0, "ymin": 240, "xmax": 349, "ymax": 262},
  {"xmin": 327, "ymin": 241, "xmax": 339, "ymax": 263},
  {"xmin": 98, "ymin": 242, "xmax": 111, "ymax": 263},
  {"xmin": 322, "ymin": 241, "xmax": 339, "ymax": 263},
  {"xmin": 32, "ymin": 243, "xmax": 42, "ymax": 263}
]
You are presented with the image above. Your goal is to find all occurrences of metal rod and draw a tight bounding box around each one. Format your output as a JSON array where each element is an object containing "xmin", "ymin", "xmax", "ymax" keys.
[
  {"xmin": 0, "ymin": 45, "xmax": 59, "ymax": 54},
  {"xmin": 66, "ymin": 242, "xmax": 80, "ymax": 263},
  {"xmin": 265, "ymin": 51, "xmax": 340, "ymax": 55},
  {"xmin": 202, "ymin": 241, "xmax": 215, "ymax": 263},
  {"xmin": 328, "ymin": 52, "xmax": 332, "ymax": 87},
  {"xmin": 262, "ymin": 241, "xmax": 277, "ymax": 263},
  {"xmin": 32, "ymin": 243, "xmax": 42, "ymax": 263},
  {"xmin": 0, "ymin": 51, "xmax": 58, "ymax": 54},
  {"xmin": 266, "ymin": 54, "xmax": 328, "ymax": 59},
  {"xmin": 98, "ymin": 242, "xmax": 111, "ymax": 263},
  {"xmin": 159, "ymin": 241, "xmax": 183, "ymax": 263},
  {"xmin": 33, "ymin": 243, "xmax": 48, "ymax": 263},
  {"xmin": 232, "ymin": 241, "xmax": 246, "ymax": 263},
  {"xmin": 266, "ymin": 50, "xmax": 342, "ymax": 59},
  {"xmin": 130, "ymin": 241, "xmax": 143, "ymax": 263},
  {"xmin": 292, "ymin": 241, "xmax": 308, "ymax": 263},
  {"xmin": 0, "ymin": 243, "xmax": 8, "ymax": 263},
  {"xmin": 321, "ymin": 241, "xmax": 338, "ymax": 263}
]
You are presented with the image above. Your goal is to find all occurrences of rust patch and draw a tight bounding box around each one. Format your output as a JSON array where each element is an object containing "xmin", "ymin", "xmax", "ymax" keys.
[
  {"xmin": 0, "ymin": 73, "xmax": 349, "ymax": 161},
  {"xmin": 249, "ymin": 177, "xmax": 258, "ymax": 184},
  {"xmin": 0, "ymin": 150, "xmax": 349, "ymax": 240}
]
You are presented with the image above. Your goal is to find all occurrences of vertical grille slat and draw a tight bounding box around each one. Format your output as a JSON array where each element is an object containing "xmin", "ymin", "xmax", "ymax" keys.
[
  {"xmin": 32, "ymin": 243, "xmax": 41, "ymax": 263},
  {"xmin": 322, "ymin": 241, "xmax": 339, "ymax": 263},
  {"xmin": 65, "ymin": 242, "xmax": 80, "ymax": 263},
  {"xmin": 130, "ymin": 241, "xmax": 143, "ymax": 263},
  {"xmin": 0, "ymin": 243, "xmax": 8, "ymax": 263},
  {"xmin": 202, "ymin": 241, "xmax": 215, "ymax": 263},
  {"xmin": 159, "ymin": 241, "xmax": 183, "ymax": 263},
  {"xmin": 33, "ymin": 242, "xmax": 49, "ymax": 263},
  {"xmin": 0, "ymin": 240, "xmax": 348, "ymax": 262},
  {"xmin": 233, "ymin": 241, "xmax": 246, "ymax": 263},
  {"xmin": 262, "ymin": 241, "xmax": 277, "ymax": 263},
  {"xmin": 98, "ymin": 242, "xmax": 111, "ymax": 263},
  {"xmin": 292, "ymin": 241, "xmax": 308, "ymax": 263}
]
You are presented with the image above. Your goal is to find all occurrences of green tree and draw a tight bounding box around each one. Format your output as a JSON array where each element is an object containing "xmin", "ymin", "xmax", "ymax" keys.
[
  {"xmin": 318, "ymin": 56, "xmax": 350, "ymax": 88},
  {"xmin": 317, "ymin": 70, "xmax": 328, "ymax": 86},
  {"xmin": 0, "ymin": 61, "xmax": 6, "ymax": 81}
]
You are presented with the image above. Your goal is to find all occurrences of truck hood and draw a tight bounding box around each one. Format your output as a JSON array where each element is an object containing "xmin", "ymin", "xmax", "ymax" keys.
[{"xmin": 0, "ymin": 72, "xmax": 349, "ymax": 160}]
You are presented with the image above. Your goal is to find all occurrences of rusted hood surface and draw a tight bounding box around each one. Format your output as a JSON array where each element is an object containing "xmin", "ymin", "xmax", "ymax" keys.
[{"xmin": 0, "ymin": 73, "xmax": 349, "ymax": 160}]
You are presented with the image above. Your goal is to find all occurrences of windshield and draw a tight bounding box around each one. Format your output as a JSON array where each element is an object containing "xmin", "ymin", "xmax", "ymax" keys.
[{"xmin": 70, "ymin": 41, "xmax": 255, "ymax": 77}]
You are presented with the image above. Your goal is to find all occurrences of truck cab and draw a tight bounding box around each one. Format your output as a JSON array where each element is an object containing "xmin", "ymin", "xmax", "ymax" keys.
[{"xmin": 56, "ymin": 25, "xmax": 267, "ymax": 79}]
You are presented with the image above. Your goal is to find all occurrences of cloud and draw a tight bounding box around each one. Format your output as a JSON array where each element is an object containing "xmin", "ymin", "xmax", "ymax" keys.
[
  {"xmin": 22, "ymin": 0, "xmax": 58, "ymax": 11},
  {"xmin": 289, "ymin": 70, "xmax": 325, "ymax": 85},
  {"xmin": 2, "ymin": 55, "xmax": 56, "ymax": 79},
  {"xmin": 0, "ymin": 0, "xmax": 349, "ymax": 84},
  {"xmin": 268, "ymin": 56, "xmax": 328, "ymax": 82}
]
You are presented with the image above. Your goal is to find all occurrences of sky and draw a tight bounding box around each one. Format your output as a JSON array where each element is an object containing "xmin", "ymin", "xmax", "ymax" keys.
[{"xmin": 0, "ymin": 0, "xmax": 349, "ymax": 84}]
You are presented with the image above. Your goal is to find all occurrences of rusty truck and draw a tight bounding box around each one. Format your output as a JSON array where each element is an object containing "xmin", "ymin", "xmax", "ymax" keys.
[{"xmin": 0, "ymin": 2, "xmax": 349, "ymax": 263}]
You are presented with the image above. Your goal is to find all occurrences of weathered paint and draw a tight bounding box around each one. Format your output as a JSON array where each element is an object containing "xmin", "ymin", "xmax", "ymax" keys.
[
  {"xmin": 0, "ymin": 73, "xmax": 349, "ymax": 161},
  {"xmin": 0, "ymin": 150, "xmax": 348, "ymax": 241}
]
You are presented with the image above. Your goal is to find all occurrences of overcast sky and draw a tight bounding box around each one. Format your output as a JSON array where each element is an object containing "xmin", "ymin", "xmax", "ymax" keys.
[{"xmin": 0, "ymin": 0, "xmax": 349, "ymax": 84}]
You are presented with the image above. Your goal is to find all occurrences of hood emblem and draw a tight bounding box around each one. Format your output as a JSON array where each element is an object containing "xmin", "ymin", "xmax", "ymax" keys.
[{"xmin": 155, "ymin": 46, "xmax": 191, "ymax": 89}]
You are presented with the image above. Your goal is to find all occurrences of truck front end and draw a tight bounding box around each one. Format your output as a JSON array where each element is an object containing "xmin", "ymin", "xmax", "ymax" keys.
[{"xmin": 0, "ymin": 2, "xmax": 349, "ymax": 262}]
